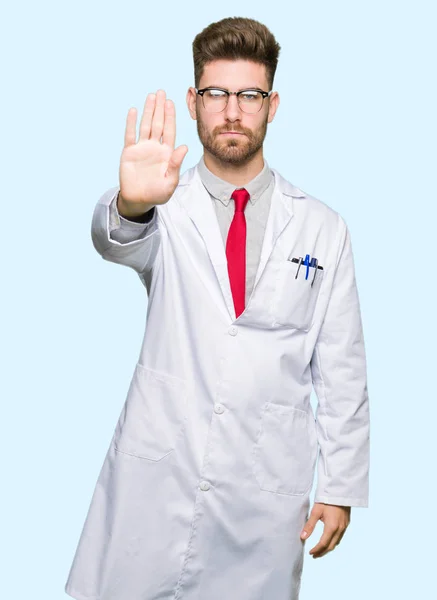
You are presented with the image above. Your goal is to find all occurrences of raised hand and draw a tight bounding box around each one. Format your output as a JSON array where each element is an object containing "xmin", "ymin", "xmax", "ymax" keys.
[{"xmin": 118, "ymin": 89, "xmax": 188, "ymax": 218}]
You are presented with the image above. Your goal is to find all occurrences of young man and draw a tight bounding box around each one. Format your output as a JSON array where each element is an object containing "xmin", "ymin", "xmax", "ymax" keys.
[{"xmin": 65, "ymin": 16, "xmax": 370, "ymax": 600}]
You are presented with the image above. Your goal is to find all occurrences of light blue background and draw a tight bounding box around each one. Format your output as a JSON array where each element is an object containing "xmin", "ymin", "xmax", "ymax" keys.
[{"xmin": 2, "ymin": 1, "xmax": 435, "ymax": 599}]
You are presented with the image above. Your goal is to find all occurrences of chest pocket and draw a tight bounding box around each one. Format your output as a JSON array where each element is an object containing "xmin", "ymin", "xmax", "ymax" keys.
[
  {"xmin": 273, "ymin": 259, "xmax": 324, "ymax": 331},
  {"xmin": 113, "ymin": 364, "xmax": 188, "ymax": 461}
]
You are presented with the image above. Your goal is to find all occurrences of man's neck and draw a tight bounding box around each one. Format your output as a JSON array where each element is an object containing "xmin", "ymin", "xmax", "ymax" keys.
[{"xmin": 203, "ymin": 151, "xmax": 265, "ymax": 187}]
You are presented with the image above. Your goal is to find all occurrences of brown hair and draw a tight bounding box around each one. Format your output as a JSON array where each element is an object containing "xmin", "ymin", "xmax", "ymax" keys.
[{"xmin": 192, "ymin": 17, "xmax": 281, "ymax": 91}]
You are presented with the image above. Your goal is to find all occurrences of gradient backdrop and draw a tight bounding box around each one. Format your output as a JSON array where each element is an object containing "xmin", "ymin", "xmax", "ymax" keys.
[{"xmin": 1, "ymin": 1, "xmax": 435, "ymax": 599}]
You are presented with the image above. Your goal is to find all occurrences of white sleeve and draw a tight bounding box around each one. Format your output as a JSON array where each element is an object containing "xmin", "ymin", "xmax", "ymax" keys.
[
  {"xmin": 91, "ymin": 186, "xmax": 161, "ymax": 274},
  {"xmin": 108, "ymin": 190, "xmax": 156, "ymax": 243},
  {"xmin": 310, "ymin": 220, "xmax": 370, "ymax": 508}
]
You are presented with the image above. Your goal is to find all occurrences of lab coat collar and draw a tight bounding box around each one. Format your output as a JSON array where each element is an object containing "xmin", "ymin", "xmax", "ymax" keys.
[
  {"xmin": 178, "ymin": 162, "xmax": 306, "ymax": 200},
  {"xmin": 196, "ymin": 155, "xmax": 273, "ymax": 206},
  {"xmin": 178, "ymin": 163, "xmax": 306, "ymax": 322}
]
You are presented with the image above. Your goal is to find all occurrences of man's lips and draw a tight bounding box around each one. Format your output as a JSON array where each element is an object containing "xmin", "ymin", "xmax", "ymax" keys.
[{"xmin": 220, "ymin": 131, "xmax": 245, "ymax": 135}]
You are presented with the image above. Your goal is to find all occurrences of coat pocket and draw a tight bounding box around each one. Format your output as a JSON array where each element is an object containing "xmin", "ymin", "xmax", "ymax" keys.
[
  {"xmin": 113, "ymin": 363, "xmax": 188, "ymax": 461},
  {"xmin": 273, "ymin": 261, "xmax": 324, "ymax": 330},
  {"xmin": 252, "ymin": 403, "xmax": 318, "ymax": 496}
]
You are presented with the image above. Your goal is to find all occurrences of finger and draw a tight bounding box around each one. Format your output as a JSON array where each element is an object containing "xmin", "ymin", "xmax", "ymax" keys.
[
  {"xmin": 162, "ymin": 99, "xmax": 176, "ymax": 148},
  {"xmin": 335, "ymin": 526, "xmax": 347, "ymax": 547},
  {"xmin": 300, "ymin": 507, "xmax": 323, "ymax": 540},
  {"xmin": 124, "ymin": 107, "xmax": 137, "ymax": 147},
  {"xmin": 139, "ymin": 93, "xmax": 156, "ymax": 141},
  {"xmin": 311, "ymin": 530, "xmax": 343, "ymax": 558},
  {"xmin": 166, "ymin": 145, "xmax": 188, "ymax": 180},
  {"xmin": 308, "ymin": 526, "xmax": 338, "ymax": 557},
  {"xmin": 151, "ymin": 89, "xmax": 166, "ymax": 141}
]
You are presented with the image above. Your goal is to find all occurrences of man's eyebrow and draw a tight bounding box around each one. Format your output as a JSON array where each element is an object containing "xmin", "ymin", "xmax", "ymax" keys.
[{"xmin": 204, "ymin": 85, "xmax": 263, "ymax": 92}]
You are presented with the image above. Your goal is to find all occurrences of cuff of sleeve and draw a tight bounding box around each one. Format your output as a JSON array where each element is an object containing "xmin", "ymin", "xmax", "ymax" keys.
[
  {"xmin": 108, "ymin": 192, "xmax": 157, "ymax": 244},
  {"xmin": 314, "ymin": 494, "xmax": 369, "ymax": 508},
  {"xmin": 109, "ymin": 192, "xmax": 155, "ymax": 232},
  {"xmin": 119, "ymin": 208, "xmax": 155, "ymax": 231}
]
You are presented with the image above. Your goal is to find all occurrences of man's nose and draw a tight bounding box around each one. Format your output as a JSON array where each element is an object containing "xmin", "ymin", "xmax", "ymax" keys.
[{"xmin": 223, "ymin": 94, "xmax": 242, "ymax": 119}]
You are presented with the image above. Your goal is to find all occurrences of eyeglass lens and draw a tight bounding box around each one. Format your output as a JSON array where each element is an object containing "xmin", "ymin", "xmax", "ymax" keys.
[{"xmin": 202, "ymin": 89, "xmax": 264, "ymax": 114}]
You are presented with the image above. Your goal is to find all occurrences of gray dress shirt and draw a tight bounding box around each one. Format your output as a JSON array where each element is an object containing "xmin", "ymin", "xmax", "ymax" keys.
[{"xmin": 108, "ymin": 156, "xmax": 274, "ymax": 302}]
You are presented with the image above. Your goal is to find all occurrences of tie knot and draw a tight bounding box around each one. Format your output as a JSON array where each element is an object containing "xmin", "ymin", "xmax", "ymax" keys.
[{"xmin": 231, "ymin": 188, "xmax": 250, "ymax": 212}]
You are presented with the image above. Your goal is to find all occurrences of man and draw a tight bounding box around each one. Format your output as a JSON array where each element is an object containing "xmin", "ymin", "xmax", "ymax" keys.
[{"xmin": 65, "ymin": 16, "xmax": 370, "ymax": 600}]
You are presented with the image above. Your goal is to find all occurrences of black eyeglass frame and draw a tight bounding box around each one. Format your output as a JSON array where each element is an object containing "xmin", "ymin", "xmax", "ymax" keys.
[{"xmin": 195, "ymin": 87, "xmax": 272, "ymax": 113}]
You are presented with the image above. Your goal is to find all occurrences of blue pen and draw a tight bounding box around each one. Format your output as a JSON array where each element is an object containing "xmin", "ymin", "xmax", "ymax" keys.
[{"xmin": 303, "ymin": 254, "xmax": 310, "ymax": 280}]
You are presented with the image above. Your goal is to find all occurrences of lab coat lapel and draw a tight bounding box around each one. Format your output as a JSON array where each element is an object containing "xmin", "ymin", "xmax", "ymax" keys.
[
  {"xmin": 179, "ymin": 164, "xmax": 306, "ymax": 322},
  {"xmin": 255, "ymin": 168, "xmax": 306, "ymax": 288}
]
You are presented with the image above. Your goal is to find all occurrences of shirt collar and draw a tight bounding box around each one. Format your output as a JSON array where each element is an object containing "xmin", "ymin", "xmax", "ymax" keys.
[{"xmin": 196, "ymin": 154, "xmax": 273, "ymax": 206}]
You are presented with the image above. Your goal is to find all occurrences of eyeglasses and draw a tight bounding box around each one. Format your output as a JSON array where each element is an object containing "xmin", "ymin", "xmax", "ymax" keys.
[{"xmin": 195, "ymin": 87, "xmax": 272, "ymax": 114}]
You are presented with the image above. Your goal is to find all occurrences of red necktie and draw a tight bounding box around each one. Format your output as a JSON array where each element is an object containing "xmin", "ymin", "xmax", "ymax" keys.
[{"xmin": 226, "ymin": 188, "xmax": 250, "ymax": 318}]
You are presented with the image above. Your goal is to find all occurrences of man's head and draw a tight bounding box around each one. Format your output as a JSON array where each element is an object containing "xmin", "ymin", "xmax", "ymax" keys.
[{"xmin": 186, "ymin": 17, "xmax": 281, "ymax": 168}]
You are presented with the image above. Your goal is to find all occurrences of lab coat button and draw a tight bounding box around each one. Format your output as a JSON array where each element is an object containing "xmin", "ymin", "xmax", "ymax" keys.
[
  {"xmin": 214, "ymin": 403, "xmax": 224, "ymax": 414},
  {"xmin": 228, "ymin": 326, "xmax": 238, "ymax": 336},
  {"xmin": 199, "ymin": 481, "xmax": 211, "ymax": 491}
]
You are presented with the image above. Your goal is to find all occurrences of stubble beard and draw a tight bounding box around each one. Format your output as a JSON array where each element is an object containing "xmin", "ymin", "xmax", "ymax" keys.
[{"xmin": 196, "ymin": 114, "xmax": 268, "ymax": 167}]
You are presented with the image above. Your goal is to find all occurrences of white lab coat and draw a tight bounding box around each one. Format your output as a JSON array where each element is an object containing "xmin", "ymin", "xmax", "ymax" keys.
[{"xmin": 65, "ymin": 163, "xmax": 370, "ymax": 600}]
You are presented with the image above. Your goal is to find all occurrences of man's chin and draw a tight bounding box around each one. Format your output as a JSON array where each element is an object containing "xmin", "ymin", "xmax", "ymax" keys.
[
  {"xmin": 214, "ymin": 143, "xmax": 248, "ymax": 159},
  {"xmin": 213, "ymin": 151, "xmax": 252, "ymax": 166}
]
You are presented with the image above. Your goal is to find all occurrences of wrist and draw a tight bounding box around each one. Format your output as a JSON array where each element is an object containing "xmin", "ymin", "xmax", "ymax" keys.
[{"xmin": 117, "ymin": 192, "xmax": 154, "ymax": 220}]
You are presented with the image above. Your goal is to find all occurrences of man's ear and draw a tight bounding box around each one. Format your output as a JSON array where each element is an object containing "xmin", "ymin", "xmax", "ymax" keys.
[
  {"xmin": 267, "ymin": 92, "xmax": 280, "ymax": 124},
  {"xmin": 186, "ymin": 87, "xmax": 197, "ymax": 120}
]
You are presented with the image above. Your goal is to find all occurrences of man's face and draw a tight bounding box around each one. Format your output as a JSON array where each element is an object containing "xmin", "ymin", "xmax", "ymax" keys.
[{"xmin": 187, "ymin": 59, "xmax": 279, "ymax": 166}]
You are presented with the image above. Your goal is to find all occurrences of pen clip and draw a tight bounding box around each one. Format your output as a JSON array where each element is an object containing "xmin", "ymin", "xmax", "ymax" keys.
[
  {"xmin": 311, "ymin": 258, "xmax": 318, "ymax": 286},
  {"xmin": 295, "ymin": 257, "xmax": 303, "ymax": 279}
]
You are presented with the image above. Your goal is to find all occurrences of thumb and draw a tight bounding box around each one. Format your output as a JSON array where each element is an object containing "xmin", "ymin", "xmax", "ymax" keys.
[
  {"xmin": 300, "ymin": 507, "xmax": 322, "ymax": 540},
  {"xmin": 167, "ymin": 145, "xmax": 189, "ymax": 180}
]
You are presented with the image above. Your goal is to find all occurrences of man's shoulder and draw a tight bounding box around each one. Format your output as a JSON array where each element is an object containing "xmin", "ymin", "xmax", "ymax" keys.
[{"xmin": 270, "ymin": 167, "xmax": 344, "ymax": 226}]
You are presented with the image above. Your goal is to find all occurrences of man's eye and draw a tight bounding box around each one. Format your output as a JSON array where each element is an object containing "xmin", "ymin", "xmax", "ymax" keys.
[
  {"xmin": 241, "ymin": 92, "xmax": 259, "ymax": 101},
  {"xmin": 208, "ymin": 89, "xmax": 226, "ymax": 97}
]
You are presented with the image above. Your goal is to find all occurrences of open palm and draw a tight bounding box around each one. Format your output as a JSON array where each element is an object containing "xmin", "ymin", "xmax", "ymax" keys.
[{"xmin": 119, "ymin": 90, "xmax": 188, "ymax": 212}]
